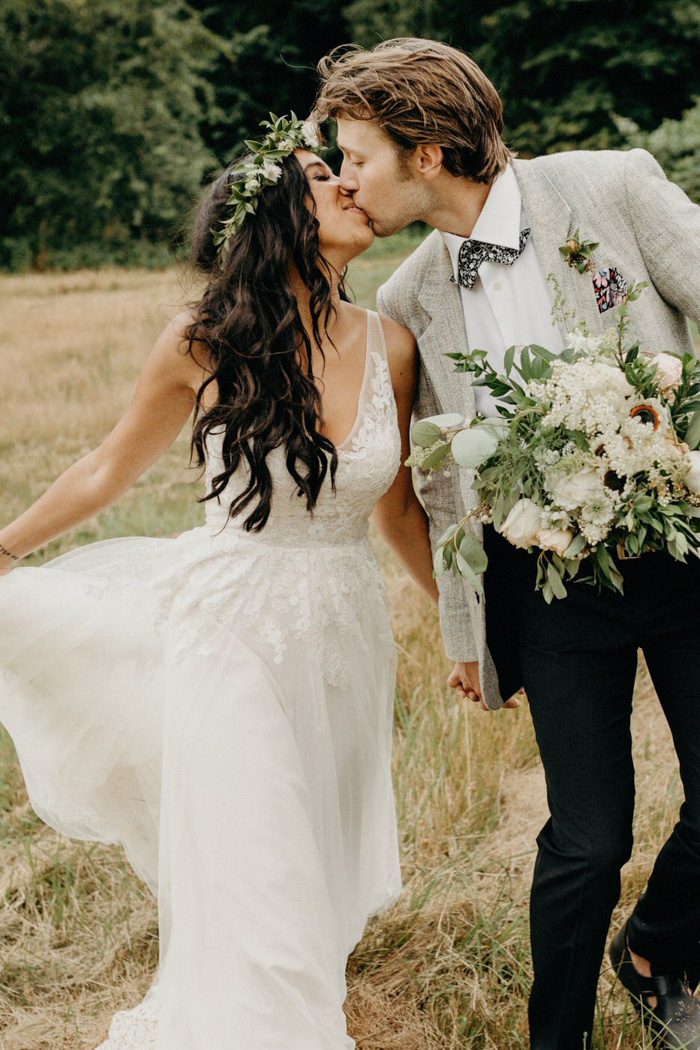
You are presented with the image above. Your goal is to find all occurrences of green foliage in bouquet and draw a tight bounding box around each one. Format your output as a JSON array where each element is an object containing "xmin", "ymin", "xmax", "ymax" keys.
[{"xmin": 408, "ymin": 285, "xmax": 700, "ymax": 603}]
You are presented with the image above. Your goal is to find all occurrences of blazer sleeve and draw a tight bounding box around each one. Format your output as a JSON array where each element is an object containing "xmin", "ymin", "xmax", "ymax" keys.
[
  {"xmin": 377, "ymin": 282, "xmax": 480, "ymax": 663},
  {"xmin": 625, "ymin": 148, "xmax": 700, "ymax": 326}
]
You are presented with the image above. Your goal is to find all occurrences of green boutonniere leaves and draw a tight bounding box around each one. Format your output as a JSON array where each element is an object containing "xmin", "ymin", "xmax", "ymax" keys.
[{"xmin": 559, "ymin": 228, "xmax": 599, "ymax": 274}]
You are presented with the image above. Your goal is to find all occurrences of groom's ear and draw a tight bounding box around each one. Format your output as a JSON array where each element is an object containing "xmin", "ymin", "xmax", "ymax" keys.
[{"xmin": 414, "ymin": 144, "xmax": 444, "ymax": 181}]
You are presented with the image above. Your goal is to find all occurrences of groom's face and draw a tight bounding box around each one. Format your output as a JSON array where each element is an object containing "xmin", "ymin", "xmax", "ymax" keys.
[{"xmin": 337, "ymin": 118, "xmax": 428, "ymax": 237}]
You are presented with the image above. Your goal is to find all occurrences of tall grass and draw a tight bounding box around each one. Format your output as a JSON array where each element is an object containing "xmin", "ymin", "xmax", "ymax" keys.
[{"xmin": 0, "ymin": 249, "xmax": 686, "ymax": 1048}]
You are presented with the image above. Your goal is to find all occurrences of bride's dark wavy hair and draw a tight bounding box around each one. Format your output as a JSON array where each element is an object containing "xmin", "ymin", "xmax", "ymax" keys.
[{"xmin": 186, "ymin": 152, "xmax": 346, "ymax": 532}]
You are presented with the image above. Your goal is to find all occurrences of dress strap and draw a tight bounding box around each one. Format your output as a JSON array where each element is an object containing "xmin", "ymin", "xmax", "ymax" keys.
[{"xmin": 366, "ymin": 310, "xmax": 389, "ymax": 363}]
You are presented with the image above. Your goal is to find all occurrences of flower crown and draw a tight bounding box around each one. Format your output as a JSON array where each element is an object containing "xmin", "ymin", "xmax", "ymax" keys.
[{"xmin": 213, "ymin": 113, "xmax": 322, "ymax": 262}]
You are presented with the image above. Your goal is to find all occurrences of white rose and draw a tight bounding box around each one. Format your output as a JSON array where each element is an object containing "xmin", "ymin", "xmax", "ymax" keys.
[
  {"xmin": 652, "ymin": 352, "xmax": 683, "ymax": 391},
  {"xmin": 684, "ymin": 449, "xmax": 700, "ymax": 494},
  {"xmin": 499, "ymin": 498, "xmax": 544, "ymax": 549},
  {"xmin": 596, "ymin": 363, "xmax": 635, "ymax": 398},
  {"xmin": 552, "ymin": 467, "xmax": 604, "ymax": 511},
  {"xmin": 451, "ymin": 425, "xmax": 500, "ymax": 468},
  {"xmin": 536, "ymin": 527, "xmax": 575, "ymax": 557}
]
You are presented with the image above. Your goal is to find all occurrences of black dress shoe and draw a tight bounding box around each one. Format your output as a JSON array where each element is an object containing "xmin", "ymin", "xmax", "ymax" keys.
[{"xmin": 610, "ymin": 921, "xmax": 700, "ymax": 1049}]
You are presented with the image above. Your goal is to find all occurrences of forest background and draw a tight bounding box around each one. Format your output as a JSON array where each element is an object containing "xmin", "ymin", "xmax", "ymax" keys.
[{"xmin": 1, "ymin": 0, "xmax": 699, "ymax": 272}]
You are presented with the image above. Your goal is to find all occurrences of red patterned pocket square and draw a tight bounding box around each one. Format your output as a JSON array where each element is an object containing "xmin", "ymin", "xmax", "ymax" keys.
[{"xmin": 593, "ymin": 267, "xmax": 628, "ymax": 313}]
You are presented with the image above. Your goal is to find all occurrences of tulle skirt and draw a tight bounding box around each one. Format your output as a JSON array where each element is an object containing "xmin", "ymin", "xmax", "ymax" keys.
[{"xmin": 0, "ymin": 525, "xmax": 402, "ymax": 1048}]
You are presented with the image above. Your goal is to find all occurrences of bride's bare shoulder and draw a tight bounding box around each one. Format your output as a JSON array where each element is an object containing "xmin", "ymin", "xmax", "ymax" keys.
[
  {"xmin": 377, "ymin": 312, "xmax": 417, "ymax": 369},
  {"xmin": 373, "ymin": 313, "xmax": 417, "ymax": 404},
  {"xmin": 152, "ymin": 309, "xmax": 215, "ymax": 389}
]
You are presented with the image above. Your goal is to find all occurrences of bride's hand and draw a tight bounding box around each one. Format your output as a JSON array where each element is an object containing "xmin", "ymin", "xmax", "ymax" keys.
[
  {"xmin": 448, "ymin": 660, "xmax": 484, "ymax": 706},
  {"xmin": 447, "ymin": 660, "xmax": 521, "ymax": 711}
]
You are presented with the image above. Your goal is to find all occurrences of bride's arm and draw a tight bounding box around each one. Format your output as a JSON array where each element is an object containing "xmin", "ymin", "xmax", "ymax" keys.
[
  {"xmin": 371, "ymin": 317, "xmax": 438, "ymax": 604},
  {"xmin": 0, "ymin": 313, "xmax": 209, "ymax": 574}
]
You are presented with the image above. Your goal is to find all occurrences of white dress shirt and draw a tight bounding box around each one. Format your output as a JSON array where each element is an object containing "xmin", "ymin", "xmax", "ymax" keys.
[{"xmin": 441, "ymin": 164, "xmax": 564, "ymax": 416}]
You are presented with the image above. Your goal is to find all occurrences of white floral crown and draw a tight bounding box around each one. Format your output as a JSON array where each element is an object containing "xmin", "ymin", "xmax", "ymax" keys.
[{"xmin": 213, "ymin": 113, "xmax": 322, "ymax": 262}]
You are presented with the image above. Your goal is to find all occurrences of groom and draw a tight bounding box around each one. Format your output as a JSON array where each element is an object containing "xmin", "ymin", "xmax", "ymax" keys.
[{"xmin": 314, "ymin": 37, "xmax": 700, "ymax": 1050}]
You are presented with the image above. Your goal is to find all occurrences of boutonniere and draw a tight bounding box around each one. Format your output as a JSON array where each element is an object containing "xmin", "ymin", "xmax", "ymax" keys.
[{"xmin": 559, "ymin": 228, "xmax": 599, "ymax": 274}]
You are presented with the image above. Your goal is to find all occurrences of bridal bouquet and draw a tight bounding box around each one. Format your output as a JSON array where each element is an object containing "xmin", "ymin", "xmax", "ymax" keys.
[{"xmin": 408, "ymin": 285, "xmax": 700, "ymax": 602}]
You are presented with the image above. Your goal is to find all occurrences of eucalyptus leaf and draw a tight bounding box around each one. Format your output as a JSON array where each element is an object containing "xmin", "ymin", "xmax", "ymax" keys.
[
  {"xmin": 529, "ymin": 356, "xmax": 551, "ymax": 381},
  {"xmin": 686, "ymin": 409, "xmax": 700, "ymax": 450},
  {"xmin": 459, "ymin": 530, "xmax": 489, "ymax": 574},
  {"xmin": 565, "ymin": 533, "xmax": 587, "ymax": 558},
  {"xmin": 433, "ymin": 545, "xmax": 447, "ymax": 577},
  {"xmin": 411, "ymin": 420, "xmax": 443, "ymax": 448},
  {"xmin": 455, "ymin": 553, "xmax": 485, "ymax": 597},
  {"xmin": 519, "ymin": 347, "xmax": 532, "ymax": 382},
  {"xmin": 504, "ymin": 345, "xmax": 516, "ymax": 376},
  {"xmin": 421, "ymin": 443, "xmax": 451, "ymax": 470},
  {"xmin": 668, "ymin": 532, "xmax": 689, "ymax": 559},
  {"xmin": 564, "ymin": 557, "xmax": 582, "ymax": 579},
  {"xmin": 546, "ymin": 562, "xmax": 568, "ymax": 599}
]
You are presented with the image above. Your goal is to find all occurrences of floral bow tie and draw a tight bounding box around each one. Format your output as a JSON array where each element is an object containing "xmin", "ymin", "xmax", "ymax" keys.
[{"xmin": 452, "ymin": 227, "xmax": 531, "ymax": 289}]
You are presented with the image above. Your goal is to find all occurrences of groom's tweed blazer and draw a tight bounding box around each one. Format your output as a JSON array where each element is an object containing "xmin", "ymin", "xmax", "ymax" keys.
[{"xmin": 377, "ymin": 149, "xmax": 700, "ymax": 709}]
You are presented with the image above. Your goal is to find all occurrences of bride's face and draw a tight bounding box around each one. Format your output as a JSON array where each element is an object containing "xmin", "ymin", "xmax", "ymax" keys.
[{"xmin": 295, "ymin": 149, "xmax": 374, "ymax": 263}]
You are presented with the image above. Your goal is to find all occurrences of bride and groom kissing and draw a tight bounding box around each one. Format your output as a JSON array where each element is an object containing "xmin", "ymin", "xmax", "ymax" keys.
[{"xmin": 0, "ymin": 34, "xmax": 698, "ymax": 1050}]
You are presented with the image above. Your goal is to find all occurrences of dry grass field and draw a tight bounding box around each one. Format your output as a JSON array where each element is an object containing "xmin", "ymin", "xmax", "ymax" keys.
[{"xmin": 0, "ymin": 247, "xmax": 688, "ymax": 1049}]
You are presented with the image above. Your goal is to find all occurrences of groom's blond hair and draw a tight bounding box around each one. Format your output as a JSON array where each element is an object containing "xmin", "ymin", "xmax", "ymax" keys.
[{"xmin": 314, "ymin": 39, "xmax": 513, "ymax": 184}]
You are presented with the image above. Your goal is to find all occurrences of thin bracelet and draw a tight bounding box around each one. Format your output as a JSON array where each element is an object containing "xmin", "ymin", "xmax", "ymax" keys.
[{"xmin": 0, "ymin": 541, "xmax": 19, "ymax": 561}]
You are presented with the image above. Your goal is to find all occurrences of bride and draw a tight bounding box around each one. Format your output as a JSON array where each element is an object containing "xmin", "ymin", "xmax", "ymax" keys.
[{"xmin": 0, "ymin": 116, "xmax": 438, "ymax": 1048}]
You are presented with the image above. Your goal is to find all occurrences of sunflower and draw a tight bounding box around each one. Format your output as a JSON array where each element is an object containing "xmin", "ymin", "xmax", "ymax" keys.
[{"xmin": 629, "ymin": 403, "xmax": 662, "ymax": 430}]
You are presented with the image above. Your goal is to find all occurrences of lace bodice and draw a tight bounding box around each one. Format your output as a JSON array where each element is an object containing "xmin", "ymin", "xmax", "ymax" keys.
[
  {"xmin": 203, "ymin": 311, "xmax": 401, "ymax": 548},
  {"xmin": 135, "ymin": 311, "xmax": 402, "ymax": 683}
]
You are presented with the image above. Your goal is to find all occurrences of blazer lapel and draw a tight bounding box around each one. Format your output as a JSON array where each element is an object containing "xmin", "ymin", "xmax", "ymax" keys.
[
  {"xmin": 513, "ymin": 159, "xmax": 605, "ymax": 337},
  {"xmin": 416, "ymin": 233, "xmax": 476, "ymax": 416}
]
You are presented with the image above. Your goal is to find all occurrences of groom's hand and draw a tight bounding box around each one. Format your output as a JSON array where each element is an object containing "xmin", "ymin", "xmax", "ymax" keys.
[{"xmin": 448, "ymin": 661, "xmax": 520, "ymax": 711}]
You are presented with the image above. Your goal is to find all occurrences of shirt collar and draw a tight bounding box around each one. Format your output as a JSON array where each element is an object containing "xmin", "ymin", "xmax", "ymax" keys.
[{"xmin": 440, "ymin": 164, "xmax": 523, "ymax": 275}]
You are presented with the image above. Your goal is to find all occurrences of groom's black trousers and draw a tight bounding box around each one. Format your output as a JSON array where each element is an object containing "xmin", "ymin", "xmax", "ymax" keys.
[{"xmin": 483, "ymin": 526, "xmax": 700, "ymax": 1050}]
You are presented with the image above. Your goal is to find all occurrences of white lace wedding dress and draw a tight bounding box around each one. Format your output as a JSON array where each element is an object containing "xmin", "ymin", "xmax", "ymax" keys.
[{"xmin": 0, "ymin": 310, "xmax": 403, "ymax": 1049}]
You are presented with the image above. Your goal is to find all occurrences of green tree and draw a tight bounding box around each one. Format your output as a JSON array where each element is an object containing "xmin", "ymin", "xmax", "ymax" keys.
[
  {"xmin": 189, "ymin": 0, "xmax": 349, "ymax": 161},
  {"xmin": 340, "ymin": 0, "xmax": 475, "ymax": 45},
  {"xmin": 618, "ymin": 99, "xmax": 700, "ymax": 203},
  {"xmin": 0, "ymin": 0, "xmax": 220, "ymax": 269},
  {"xmin": 344, "ymin": 0, "xmax": 700, "ymax": 158},
  {"xmin": 476, "ymin": 0, "xmax": 700, "ymax": 155}
]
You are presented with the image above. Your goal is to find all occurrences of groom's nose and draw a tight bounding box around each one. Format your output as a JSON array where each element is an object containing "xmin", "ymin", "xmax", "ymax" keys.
[{"xmin": 339, "ymin": 159, "xmax": 359, "ymax": 193}]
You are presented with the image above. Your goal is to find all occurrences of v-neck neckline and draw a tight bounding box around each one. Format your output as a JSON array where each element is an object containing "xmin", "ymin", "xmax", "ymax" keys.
[{"xmin": 324, "ymin": 310, "xmax": 372, "ymax": 453}]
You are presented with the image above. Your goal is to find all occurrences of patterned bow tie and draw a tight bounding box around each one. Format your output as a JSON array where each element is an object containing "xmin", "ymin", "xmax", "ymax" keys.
[{"xmin": 453, "ymin": 227, "xmax": 531, "ymax": 289}]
